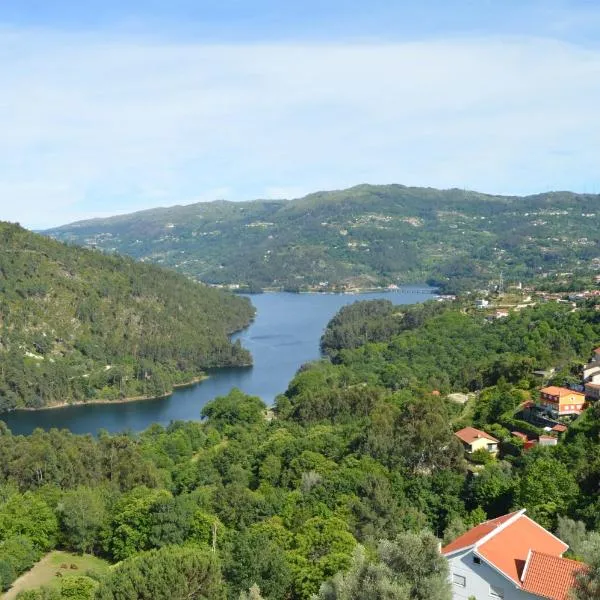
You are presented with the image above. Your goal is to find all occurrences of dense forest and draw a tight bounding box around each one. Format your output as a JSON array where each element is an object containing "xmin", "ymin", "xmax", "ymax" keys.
[
  {"xmin": 47, "ymin": 184, "xmax": 600, "ymax": 293},
  {"xmin": 0, "ymin": 222, "xmax": 254, "ymax": 411},
  {"xmin": 1, "ymin": 299, "xmax": 600, "ymax": 599}
]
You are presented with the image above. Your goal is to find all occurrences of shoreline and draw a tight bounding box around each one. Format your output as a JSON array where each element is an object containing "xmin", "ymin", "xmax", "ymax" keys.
[
  {"xmin": 237, "ymin": 285, "xmax": 438, "ymax": 296},
  {"xmin": 10, "ymin": 375, "xmax": 208, "ymax": 413}
]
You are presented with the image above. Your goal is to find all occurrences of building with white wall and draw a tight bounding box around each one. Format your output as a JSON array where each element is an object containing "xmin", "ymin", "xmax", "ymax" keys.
[{"xmin": 442, "ymin": 509, "xmax": 585, "ymax": 600}]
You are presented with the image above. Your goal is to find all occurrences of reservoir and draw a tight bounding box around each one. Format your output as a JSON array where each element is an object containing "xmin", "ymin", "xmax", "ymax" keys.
[{"xmin": 2, "ymin": 288, "xmax": 435, "ymax": 435}]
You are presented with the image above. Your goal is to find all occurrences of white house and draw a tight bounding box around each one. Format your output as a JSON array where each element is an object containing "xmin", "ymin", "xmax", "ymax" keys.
[
  {"xmin": 583, "ymin": 363, "xmax": 600, "ymax": 382},
  {"xmin": 442, "ymin": 509, "xmax": 585, "ymax": 600}
]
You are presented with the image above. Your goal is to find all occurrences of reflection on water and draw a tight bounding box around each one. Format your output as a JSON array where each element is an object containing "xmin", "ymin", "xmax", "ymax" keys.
[{"xmin": 2, "ymin": 289, "xmax": 435, "ymax": 435}]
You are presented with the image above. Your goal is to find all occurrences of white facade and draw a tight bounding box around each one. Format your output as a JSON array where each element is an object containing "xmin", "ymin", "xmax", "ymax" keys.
[
  {"xmin": 447, "ymin": 548, "xmax": 543, "ymax": 600},
  {"xmin": 583, "ymin": 364, "xmax": 600, "ymax": 381}
]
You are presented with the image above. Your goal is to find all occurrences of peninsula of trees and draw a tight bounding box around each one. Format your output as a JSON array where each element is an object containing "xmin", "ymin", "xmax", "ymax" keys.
[
  {"xmin": 47, "ymin": 184, "xmax": 600, "ymax": 293},
  {"xmin": 0, "ymin": 222, "xmax": 254, "ymax": 412}
]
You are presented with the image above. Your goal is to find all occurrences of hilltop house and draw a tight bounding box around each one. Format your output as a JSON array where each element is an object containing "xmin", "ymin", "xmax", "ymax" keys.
[
  {"xmin": 538, "ymin": 387, "xmax": 586, "ymax": 418},
  {"xmin": 442, "ymin": 509, "xmax": 586, "ymax": 600},
  {"xmin": 455, "ymin": 427, "xmax": 499, "ymax": 455}
]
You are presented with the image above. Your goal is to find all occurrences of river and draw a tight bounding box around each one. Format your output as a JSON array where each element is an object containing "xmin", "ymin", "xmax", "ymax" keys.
[{"xmin": 2, "ymin": 288, "xmax": 435, "ymax": 435}]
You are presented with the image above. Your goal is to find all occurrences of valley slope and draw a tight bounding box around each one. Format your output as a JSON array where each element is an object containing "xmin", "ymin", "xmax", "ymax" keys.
[
  {"xmin": 0, "ymin": 222, "xmax": 254, "ymax": 411},
  {"xmin": 47, "ymin": 184, "xmax": 600, "ymax": 293}
]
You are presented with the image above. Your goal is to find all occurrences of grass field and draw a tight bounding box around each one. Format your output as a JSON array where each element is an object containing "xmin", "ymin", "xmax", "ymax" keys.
[{"xmin": 2, "ymin": 551, "xmax": 110, "ymax": 599}]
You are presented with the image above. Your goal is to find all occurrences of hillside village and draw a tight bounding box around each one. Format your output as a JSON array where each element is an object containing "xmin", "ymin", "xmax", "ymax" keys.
[
  {"xmin": 446, "ymin": 348, "xmax": 600, "ymax": 599},
  {"xmin": 454, "ymin": 343, "xmax": 600, "ymax": 459}
]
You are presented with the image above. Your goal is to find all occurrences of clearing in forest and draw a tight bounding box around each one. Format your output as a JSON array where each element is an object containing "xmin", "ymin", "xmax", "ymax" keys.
[{"xmin": 2, "ymin": 550, "xmax": 110, "ymax": 599}]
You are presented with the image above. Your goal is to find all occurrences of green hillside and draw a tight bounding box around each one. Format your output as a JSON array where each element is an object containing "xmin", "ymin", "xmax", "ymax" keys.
[
  {"xmin": 47, "ymin": 184, "xmax": 600, "ymax": 293},
  {"xmin": 0, "ymin": 222, "xmax": 254, "ymax": 411}
]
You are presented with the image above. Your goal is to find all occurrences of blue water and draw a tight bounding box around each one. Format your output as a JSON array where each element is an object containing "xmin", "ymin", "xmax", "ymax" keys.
[{"xmin": 2, "ymin": 289, "xmax": 435, "ymax": 435}]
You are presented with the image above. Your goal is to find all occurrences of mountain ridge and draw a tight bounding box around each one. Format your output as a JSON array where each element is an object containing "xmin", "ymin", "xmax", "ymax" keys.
[{"xmin": 47, "ymin": 184, "xmax": 600, "ymax": 293}]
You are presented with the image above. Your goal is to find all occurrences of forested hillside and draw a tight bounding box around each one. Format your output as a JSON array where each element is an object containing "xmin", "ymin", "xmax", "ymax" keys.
[
  {"xmin": 0, "ymin": 222, "xmax": 254, "ymax": 411},
  {"xmin": 47, "ymin": 184, "xmax": 600, "ymax": 293},
  {"xmin": 1, "ymin": 300, "xmax": 600, "ymax": 599},
  {"xmin": 317, "ymin": 299, "xmax": 600, "ymax": 393}
]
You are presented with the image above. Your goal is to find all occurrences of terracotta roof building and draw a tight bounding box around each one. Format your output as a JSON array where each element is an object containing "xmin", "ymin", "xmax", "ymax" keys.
[
  {"xmin": 538, "ymin": 387, "xmax": 586, "ymax": 417},
  {"xmin": 454, "ymin": 427, "xmax": 499, "ymax": 455},
  {"xmin": 442, "ymin": 509, "xmax": 586, "ymax": 600}
]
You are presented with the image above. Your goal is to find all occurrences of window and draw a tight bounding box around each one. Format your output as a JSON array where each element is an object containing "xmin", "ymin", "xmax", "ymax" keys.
[
  {"xmin": 473, "ymin": 556, "xmax": 481, "ymax": 565},
  {"xmin": 453, "ymin": 573, "xmax": 466, "ymax": 587},
  {"xmin": 489, "ymin": 585, "xmax": 504, "ymax": 598}
]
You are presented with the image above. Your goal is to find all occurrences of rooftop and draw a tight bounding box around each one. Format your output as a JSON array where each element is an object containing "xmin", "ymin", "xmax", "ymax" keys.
[
  {"xmin": 441, "ymin": 511, "xmax": 520, "ymax": 555},
  {"xmin": 540, "ymin": 386, "xmax": 585, "ymax": 398},
  {"xmin": 522, "ymin": 551, "xmax": 587, "ymax": 600},
  {"xmin": 454, "ymin": 426, "xmax": 499, "ymax": 445}
]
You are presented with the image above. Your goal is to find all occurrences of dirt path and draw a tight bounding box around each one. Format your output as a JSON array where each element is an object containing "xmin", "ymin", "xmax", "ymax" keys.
[{"xmin": 2, "ymin": 553, "xmax": 54, "ymax": 599}]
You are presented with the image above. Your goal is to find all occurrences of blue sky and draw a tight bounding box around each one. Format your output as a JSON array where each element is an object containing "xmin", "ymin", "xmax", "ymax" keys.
[{"xmin": 1, "ymin": 1, "xmax": 600, "ymax": 228}]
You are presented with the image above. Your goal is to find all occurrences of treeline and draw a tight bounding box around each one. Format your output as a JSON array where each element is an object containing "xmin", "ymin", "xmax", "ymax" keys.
[{"xmin": 0, "ymin": 222, "xmax": 254, "ymax": 411}]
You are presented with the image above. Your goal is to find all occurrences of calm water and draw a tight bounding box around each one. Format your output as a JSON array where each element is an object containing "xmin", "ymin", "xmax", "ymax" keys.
[{"xmin": 2, "ymin": 289, "xmax": 435, "ymax": 435}]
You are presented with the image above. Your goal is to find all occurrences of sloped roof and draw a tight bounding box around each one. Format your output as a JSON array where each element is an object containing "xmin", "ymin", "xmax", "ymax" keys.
[
  {"xmin": 540, "ymin": 386, "xmax": 585, "ymax": 398},
  {"xmin": 477, "ymin": 514, "xmax": 568, "ymax": 585},
  {"xmin": 441, "ymin": 511, "xmax": 521, "ymax": 555},
  {"xmin": 521, "ymin": 551, "xmax": 586, "ymax": 600},
  {"xmin": 454, "ymin": 426, "xmax": 499, "ymax": 445}
]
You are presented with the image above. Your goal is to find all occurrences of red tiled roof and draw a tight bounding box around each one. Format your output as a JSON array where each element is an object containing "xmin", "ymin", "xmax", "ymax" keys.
[
  {"xmin": 441, "ymin": 511, "xmax": 520, "ymax": 555},
  {"xmin": 454, "ymin": 426, "xmax": 499, "ymax": 445},
  {"xmin": 522, "ymin": 551, "xmax": 587, "ymax": 600},
  {"xmin": 552, "ymin": 424, "xmax": 568, "ymax": 432},
  {"xmin": 477, "ymin": 515, "xmax": 568, "ymax": 585},
  {"xmin": 512, "ymin": 431, "xmax": 528, "ymax": 441},
  {"xmin": 540, "ymin": 386, "xmax": 585, "ymax": 398},
  {"xmin": 594, "ymin": 347, "xmax": 600, "ymax": 354}
]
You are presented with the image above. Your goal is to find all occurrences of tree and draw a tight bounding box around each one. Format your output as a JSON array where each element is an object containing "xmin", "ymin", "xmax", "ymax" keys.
[
  {"xmin": 59, "ymin": 487, "xmax": 106, "ymax": 554},
  {"xmin": 239, "ymin": 585, "xmax": 265, "ymax": 600},
  {"xmin": 288, "ymin": 517, "xmax": 356, "ymax": 599},
  {"xmin": 102, "ymin": 487, "xmax": 172, "ymax": 561},
  {"xmin": 570, "ymin": 536, "xmax": 600, "ymax": 600},
  {"xmin": 0, "ymin": 492, "xmax": 58, "ymax": 551},
  {"xmin": 224, "ymin": 523, "xmax": 291, "ymax": 600},
  {"xmin": 518, "ymin": 457, "xmax": 579, "ymax": 529},
  {"xmin": 316, "ymin": 531, "xmax": 451, "ymax": 600},
  {"xmin": 95, "ymin": 546, "xmax": 225, "ymax": 600},
  {"xmin": 201, "ymin": 390, "xmax": 266, "ymax": 432},
  {"xmin": 315, "ymin": 545, "xmax": 409, "ymax": 600}
]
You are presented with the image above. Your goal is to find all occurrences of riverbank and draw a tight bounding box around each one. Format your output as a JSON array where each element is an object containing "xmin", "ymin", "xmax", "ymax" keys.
[
  {"xmin": 10, "ymin": 375, "xmax": 208, "ymax": 413},
  {"xmin": 236, "ymin": 285, "xmax": 438, "ymax": 296}
]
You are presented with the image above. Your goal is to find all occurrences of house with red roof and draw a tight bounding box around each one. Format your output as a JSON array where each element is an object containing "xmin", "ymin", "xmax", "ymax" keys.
[
  {"xmin": 538, "ymin": 386, "xmax": 586, "ymax": 418},
  {"xmin": 442, "ymin": 509, "xmax": 586, "ymax": 600},
  {"xmin": 455, "ymin": 427, "xmax": 499, "ymax": 456}
]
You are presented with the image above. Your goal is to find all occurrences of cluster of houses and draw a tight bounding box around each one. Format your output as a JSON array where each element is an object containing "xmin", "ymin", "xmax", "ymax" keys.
[
  {"xmin": 444, "ymin": 350, "xmax": 600, "ymax": 598},
  {"xmin": 455, "ymin": 346, "xmax": 600, "ymax": 457}
]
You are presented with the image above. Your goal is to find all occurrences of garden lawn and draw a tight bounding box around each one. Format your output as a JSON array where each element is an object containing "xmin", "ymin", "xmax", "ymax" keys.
[{"xmin": 2, "ymin": 551, "xmax": 110, "ymax": 599}]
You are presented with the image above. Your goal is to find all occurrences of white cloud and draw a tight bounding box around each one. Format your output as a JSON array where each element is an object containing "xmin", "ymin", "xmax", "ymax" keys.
[{"xmin": 1, "ymin": 30, "xmax": 600, "ymax": 228}]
